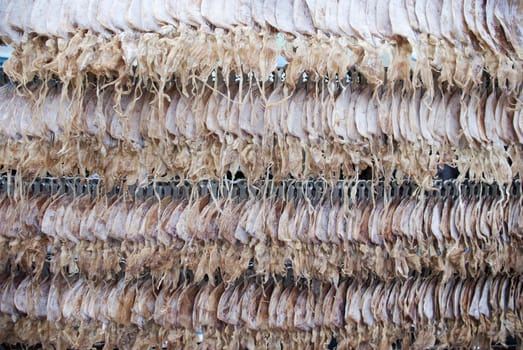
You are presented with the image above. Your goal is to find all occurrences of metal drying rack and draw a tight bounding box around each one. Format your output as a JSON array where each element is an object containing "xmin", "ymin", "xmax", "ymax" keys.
[{"xmin": 0, "ymin": 175, "xmax": 520, "ymax": 202}]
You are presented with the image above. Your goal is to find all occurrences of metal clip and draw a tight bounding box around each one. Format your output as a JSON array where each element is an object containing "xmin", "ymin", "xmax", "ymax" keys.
[
  {"xmin": 273, "ymin": 182, "xmax": 284, "ymax": 199},
  {"xmin": 165, "ymin": 182, "xmax": 175, "ymax": 198},
  {"xmin": 404, "ymin": 182, "xmax": 416, "ymax": 197},
  {"xmin": 169, "ymin": 182, "xmax": 179, "ymax": 199},
  {"xmin": 40, "ymin": 180, "xmax": 47, "ymax": 194},
  {"xmin": 357, "ymin": 181, "xmax": 368, "ymax": 201},
  {"xmin": 443, "ymin": 180, "xmax": 456, "ymax": 198},
  {"xmin": 501, "ymin": 183, "xmax": 510, "ymax": 199},
  {"xmin": 373, "ymin": 181, "xmax": 384, "ymax": 200},
  {"xmin": 430, "ymin": 187, "xmax": 441, "ymax": 199},
  {"xmin": 146, "ymin": 185, "xmax": 154, "ymax": 199},
  {"xmin": 137, "ymin": 186, "xmax": 147, "ymax": 200},
  {"xmin": 127, "ymin": 184, "xmax": 137, "ymax": 198},
  {"xmin": 291, "ymin": 181, "xmax": 302, "ymax": 201},
  {"xmin": 144, "ymin": 185, "xmax": 154, "ymax": 198},
  {"xmin": 154, "ymin": 183, "xmax": 164, "ymax": 199},
  {"xmin": 480, "ymin": 183, "xmax": 491, "ymax": 197},
  {"xmin": 180, "ymin": 182, "xmax": 191, "ymax": 200},
  {"xmin": 64, "ymin": 178, "xmax": 74, "ymax": 195},
  {"xmin": 439, "ymin": 182, "xmax": 447, "ymax": 198},
  {"xmin": 172, "ymin": 184, "xmax": 181, "ymax": 199},
  {"xmin": 229, "ymin": 181, "xmax": 240, "ymax": 199},
  {"xmin": 198, "ymin": 180, "xmax": 209, "ymax": 197},
  {"xmin": 0, "ymin": 177, "xmax": 6, "ymax": 193},
  {"xmin": 304, "ymin": 182, "xmax": 312, "ymax": 201},
  {"xmin": 30, "ymin": 180, "xmax": 40, "ymax": 194},
  {"xmin": 59, "ymin": 177, "xmax": 67, "ymax": 194},
  {"xmin": 252, "ymin": 184, "xmax": 262, "ymax": 200},
  {"xmin": 221, "ymin": 181, "xmax": 230, "ymax": 199},
  {"xmin": 510, "ymin": 180, "xmax": 522, "ymax": 197},
  {"xmin": 50, "ymin": 178, "xmax": 60, "ymax": 194},
  {"xmin": 332, "ymin": 181, "xmax": 343, "ymax": 202},
  {"xmin": 238, "ymin": 181, "xmax": 249, "ymax": 200},
  {"xmin": 109, "ymin": 184, "xmax": 120, "ymax": 197},
  {"xmin": 48, "ymin": 179, "xmax": 60, "ymax": 194},
  {"xmin": 390, "ymin": 181, "xmax": 400, "ymax": 200},
  {"xmin": 39, "ymin": 179, "xmax": 48, "ymax": 194},
  {"xmin": 311, "ymin": 181, "xmax": 324, "ymax": 202},
  {"xmin": 73, "ymin": 178, "xmax": 82, "ymax": 196},
  {"xmin": 76, "ymin": 181, "xmax": 87, "ymax": 196},
  {"xmin": 471, "ymin": 182, "xmax": 481, "ymax": 199},
  {"xmin": 208, "ymin": 179, "xmax": 219, "ymax": 199},
  {"xmin": 302, "ymin": 72, "xmax": 309, "ymax": 83},
  {"xmin": 286, "ymin": 181, "xmax": 296, "ymax": 201},
  {"xmin": 345, "ymin": 71, "xmax": 352, "ymax": 84},
  {"xmin": 460, "ymin": 181, "xmax": 471, "ymax": 197}
]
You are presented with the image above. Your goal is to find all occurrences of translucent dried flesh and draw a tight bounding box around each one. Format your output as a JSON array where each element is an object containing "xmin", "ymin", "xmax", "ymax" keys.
[
  {"xmin": 0, "ymin": 82, "xmax": 519, "ymax": 185},
  {"xmin": 0, "ymin": 3, "xmax": 521, "ymax": 348},
  {"xmin": 1, "ymin": 192, "xmax": 523, "ymax": 284}
]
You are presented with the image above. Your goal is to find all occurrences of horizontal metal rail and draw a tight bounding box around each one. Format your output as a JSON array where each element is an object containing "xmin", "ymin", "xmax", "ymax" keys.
[{"xmin": 0, "ymin": 175, "xmax": 520, "ymax": 202}]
